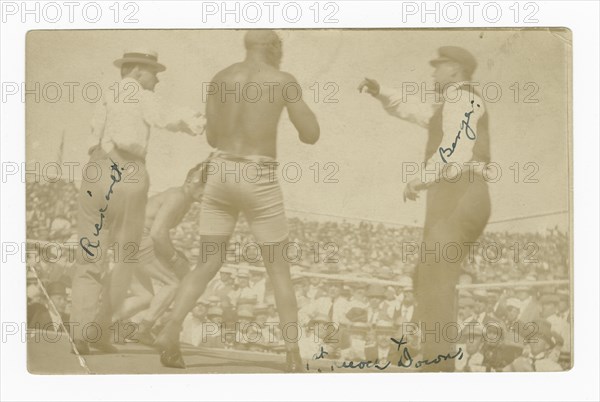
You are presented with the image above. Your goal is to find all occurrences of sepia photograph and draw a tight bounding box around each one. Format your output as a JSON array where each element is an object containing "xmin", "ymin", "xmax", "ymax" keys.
[{"xmin": 24, "ymin": 28, "xmax": 572, "ymax": 375}]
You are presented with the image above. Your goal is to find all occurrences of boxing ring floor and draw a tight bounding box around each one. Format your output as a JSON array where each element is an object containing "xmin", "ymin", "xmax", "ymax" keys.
[{"xmin": 27, "ymin": 330, "xmax": 412, "ymax": 375}]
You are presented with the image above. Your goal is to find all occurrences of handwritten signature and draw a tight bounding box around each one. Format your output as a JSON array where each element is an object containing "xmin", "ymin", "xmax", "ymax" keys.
[
  {"xmin": 438, "ymin": 100, "xmax": 480, "ymax": 164},
  {"xmin": 309, "ymin": 335, "xmax": 463, "ymax": 372},
  {"xmin": 79, "ymin": 159, "xmax": 123, "ymax": 257}
]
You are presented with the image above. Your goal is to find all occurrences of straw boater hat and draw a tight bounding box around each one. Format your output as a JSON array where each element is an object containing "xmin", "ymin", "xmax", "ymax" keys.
[{"xmin": 113, "ymin": 49, "xmax": 166, "ymax": 72}]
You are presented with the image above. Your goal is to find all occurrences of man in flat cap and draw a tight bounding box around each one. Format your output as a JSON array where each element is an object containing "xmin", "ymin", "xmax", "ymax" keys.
[
  {"xmin": 156, "ymin": 31, "xmax": 320, "ymax": 371},
  {"xmin": 359, "ymin": 45, "xmax": 491, "ymax": 371},
  {"xmin": 70, "ymin": 49, "xmax": 203, "ymax": 354}
]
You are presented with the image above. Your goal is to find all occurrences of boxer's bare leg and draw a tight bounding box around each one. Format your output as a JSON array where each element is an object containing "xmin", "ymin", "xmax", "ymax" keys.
[
  {"xmin": 142, "ymin": 283, "xmax": 178, "ymax": 324},
  {"xmin": 155, "ymin": 235, "xmax": 230, "ymax": 351},
  {"xmin": 260, "ymin": 239, "xmax": 299, "ymax": 349},
  {"xmin": 115, "ymin": 292, "xmax": 153, "ymax": 322},
  {"xmin": 261, "ymin": 239, "xmax": 303, "ymax": 372}
]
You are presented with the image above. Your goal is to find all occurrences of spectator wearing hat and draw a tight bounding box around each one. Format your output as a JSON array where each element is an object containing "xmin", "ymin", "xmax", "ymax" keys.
[
  {"xmin": 455, "ymin": 327, "xmax": 485, "ymax": 372},
  {"xmin": 70, "ymin": 48, "xmax": 203, "ymax": 354},
  {"xmin": 299, "ymin": 312, "xmax": 330, "ymax": 360},
  {"xmin": 209, "ymin": 271, "xmax": 236, "ymax": 308},
  {"xmin": 207, "ymin": 306, "xmax": 224, "ymax": 325},
  {"xmin": 366, "ymin": 284, "xmax": 385, "ymax": 325},
  {"xmin": 298, "ymin": 279, "xmax": 349, "ymax": 325},
  {"xmin": 249, "ymin": 270, "xmax": 267, "ymax": 303},
  {"xmin": 234, "ymin": 306, "xmax": 256, "ymax": 350},
  {"xmin": 380, "ymin": 286, "xmax": 401, "ymax": 322},
  {"xmin": 514, "ymin": 284, "xmax": 540, "ymax": 324},
  {"xmin": 365, "ymin": 320, "xmax": 401, "ymax": 363},
  {"xmin": 543, "ymin": 293, "xmax": 571, "ymax": 361},
  {"xmin": 252, "ymin": 303, "xmax": 269, "ymax": 326},
  {"xmin": 205, "ymin": 295, "xmax": 221, "ymax": 307},
  {"xmin": 181, "ymin": 299, "xmax": 209, "ymax": 347},
  {"xmin": 503, "ymin": 298, "xmax": 522, "ymax": 329},
  {"xmin": 291, "ymin": 274, "xmax": 309, "ymax": 308},
  {"xmin": 347, "ymin": 282, "xmax": 369, "ymax": 311},
  {"xmin": 396, "ymin": 289, "xmax": 415, "ymax": 326},
  {"xmin": 252, "ymin": 303, "xmax": 277, "ymax": 347},
  {"xmin": 201, "ymin": 305, "xmax": 226, "ymax": 349},
  {"xmin": 503, "ymin": 320, "xmax": 563, "ymax": 372},
  {"xmin": 229, "ymin": 269, "xmax": 257, "ymax": 307},
  {"xmin": 339, "ymin": 307, "xmax": 370, "ymax": 361},
  {"xmin": 359, "ymin": 45, "xmax": 490, "ymax": 371},
  {"xmin": 326, "ymin": 279, "xmax": 351, "ymax": 326},
  {"xmin": 464, "ymin": 289, "xmax": 492, "ymax": 326}
]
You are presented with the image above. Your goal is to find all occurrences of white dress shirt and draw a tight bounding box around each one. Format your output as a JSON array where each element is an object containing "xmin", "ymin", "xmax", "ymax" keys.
[
  {"xmin": 90, "ymin": 77, "xmax": 202, "ymax": 159},
  {"xmin": 377, "ymin": 82, "xmax": 486, "ymax": 183}
]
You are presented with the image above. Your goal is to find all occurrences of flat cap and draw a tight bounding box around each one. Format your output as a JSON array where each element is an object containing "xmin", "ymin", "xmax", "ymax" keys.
[{"xmin": 430, "ymin": 46, "xmax": 477, "ymax": 76}]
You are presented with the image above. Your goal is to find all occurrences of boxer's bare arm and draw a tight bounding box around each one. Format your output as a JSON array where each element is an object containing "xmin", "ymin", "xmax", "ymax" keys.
[
  {"xmin": 283, "ymin": 73, "xmax": 320, "ymax": 145},
  {"xmin": 205, "ymin": 62, "xmax": 319, "ymax": 157}
]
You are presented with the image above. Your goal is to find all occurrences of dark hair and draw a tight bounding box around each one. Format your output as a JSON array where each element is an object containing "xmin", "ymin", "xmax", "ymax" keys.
[{"xmin": 120, "ymin": 62, "xmax": 137, "ymax": 78}]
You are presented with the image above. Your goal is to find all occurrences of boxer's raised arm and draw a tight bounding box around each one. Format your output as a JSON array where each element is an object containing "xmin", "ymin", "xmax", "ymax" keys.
[
  {"xmin": 284, "ymin": 74, "xmax": 320, "ymax": 145},
  {"xmin": 204, "ymin": 77, "xmax": 221, "ymax": 148}
]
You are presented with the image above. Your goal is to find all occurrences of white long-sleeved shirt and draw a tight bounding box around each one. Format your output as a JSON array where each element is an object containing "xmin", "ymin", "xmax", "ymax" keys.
[
  {"xmin": 89, "ymin": 77, "xmax": 204, "ymax": 159},
  {"xmin": 376, "ymin": 82, "xmax": 486, "ymax": 183}
]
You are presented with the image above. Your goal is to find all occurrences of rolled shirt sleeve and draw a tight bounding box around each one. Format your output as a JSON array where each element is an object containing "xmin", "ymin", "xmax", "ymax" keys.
[
  {"xmin": 93, "ymin": 78, "xmax": 204, "ymax": 159},
  {"xmin": 141, "ymin": 91, "xmax": 205, "ymax": 135},
  {"xmin": 375, "ymin": 85, "xmax": 433, "ymax": 129}
]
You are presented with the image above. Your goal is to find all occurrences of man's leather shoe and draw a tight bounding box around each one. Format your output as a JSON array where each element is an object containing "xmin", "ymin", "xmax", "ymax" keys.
[{"xmin": 159, "ymin": 345, "xmax": 186, "ymax": 369}]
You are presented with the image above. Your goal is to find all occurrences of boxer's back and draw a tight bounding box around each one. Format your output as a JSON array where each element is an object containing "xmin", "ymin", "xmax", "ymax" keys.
[{"xmin": 205, "ymin": 61, "xmax": 303, "ymax": 158}]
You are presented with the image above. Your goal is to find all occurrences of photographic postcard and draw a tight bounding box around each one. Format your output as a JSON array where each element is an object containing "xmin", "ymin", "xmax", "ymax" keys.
[{"xmin": 22, "ymin": 27, "xmax": 573, "ymax": 375}]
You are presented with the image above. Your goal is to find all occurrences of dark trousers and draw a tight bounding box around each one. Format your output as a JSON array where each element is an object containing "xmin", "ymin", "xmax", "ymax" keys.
[
  {"xmin": 70, "ymin": 148, "xmax": 149, "ymax": 342},
  {"xmin": 415, "ymin": 174, "xmax": 491, "ymax": 371}
]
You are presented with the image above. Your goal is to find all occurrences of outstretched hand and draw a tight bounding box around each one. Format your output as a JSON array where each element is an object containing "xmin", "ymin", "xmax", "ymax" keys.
[
  {"xmin": 403, "ymin": 178, "xmax": 424, "ymax": 202},
  {"xmin": 357, "ymin": 77, "xmax": 380, "ymax": 96}
]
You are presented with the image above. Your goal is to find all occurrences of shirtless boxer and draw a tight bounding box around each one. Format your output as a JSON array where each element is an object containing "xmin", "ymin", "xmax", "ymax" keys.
[
  {"xmin": 114, "ymin": 163, "xmax": 206, "ymax": 345},
  {"xmin": 156, "ymin": 30, "xmax": 320, "ymax": 372}
]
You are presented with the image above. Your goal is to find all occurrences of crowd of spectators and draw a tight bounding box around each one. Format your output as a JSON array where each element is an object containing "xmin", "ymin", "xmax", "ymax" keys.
[{"xmin": 26, "ymin": 181, "xmax": 571, "ymax": 371}]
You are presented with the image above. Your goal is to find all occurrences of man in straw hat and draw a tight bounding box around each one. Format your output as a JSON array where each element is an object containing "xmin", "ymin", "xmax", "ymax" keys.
[
  {"xmin": 70, "ymin": 49, "xmax": 203, "ymax": 354},
  {"xmin": 359, "ymin": 45, "xmax": 491, "ymax": 371},
  {"xmin": 156, "ymin": 31, "xmax": 320, "ymax": 372}
]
